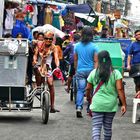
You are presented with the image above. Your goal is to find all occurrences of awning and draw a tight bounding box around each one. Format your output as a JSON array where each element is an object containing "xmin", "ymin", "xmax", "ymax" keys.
[
  {"xmin": 5, "ymin": 0, "xmax": 23, "ymax": 3},
  {"xmin": 75, "ymin": 13, "xmax": 95, "ymax": 23},
  {"xmin": 66, "ymin": 4, "xmax": 95, "ymax": 14},
  {"xmin": 75, "ymin": 13, "xmax": 98, "ymax": 27}
]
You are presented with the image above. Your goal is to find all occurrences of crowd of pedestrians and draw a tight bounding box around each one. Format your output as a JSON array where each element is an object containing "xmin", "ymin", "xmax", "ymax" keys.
[
  {"xmin": 7, "ymin": 26, "xmax": 140, "ymax": 140},
  {"xmin": 3, "ymin": 1, "xmax": 140, "ymax": 140}
]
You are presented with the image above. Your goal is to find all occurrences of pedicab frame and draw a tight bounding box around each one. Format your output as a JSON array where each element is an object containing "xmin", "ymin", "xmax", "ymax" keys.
[{"xmin": 0, "ymin": 38, "xmax": 49, "ymax": 124}]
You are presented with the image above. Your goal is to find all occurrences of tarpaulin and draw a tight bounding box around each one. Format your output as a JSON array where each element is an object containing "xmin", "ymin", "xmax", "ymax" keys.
[{"xmin": 66, "ymin": 4, "xmax": 94, "ymax": 14}]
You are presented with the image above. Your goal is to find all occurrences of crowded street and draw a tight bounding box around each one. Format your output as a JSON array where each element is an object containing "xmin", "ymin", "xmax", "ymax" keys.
[
  {"xmin": 0, "ymin": 0, "xmax": 140, "ymax": 140},
  {"xmin": 0, "ymin": 73, "xmax": 140, "ymax": 140}
]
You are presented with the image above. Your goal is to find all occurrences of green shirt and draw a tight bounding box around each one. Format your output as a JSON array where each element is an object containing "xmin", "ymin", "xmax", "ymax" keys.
[{"xmin": 87, "ymin": 69, "xmax": 122, "ymax": 112}]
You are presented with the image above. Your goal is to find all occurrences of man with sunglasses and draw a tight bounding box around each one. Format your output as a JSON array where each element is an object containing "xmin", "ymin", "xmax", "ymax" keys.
[
  {"xmin": 33, "ymin": 31, "xmax": 60, "ymax": 113},
  {"xmin": 127, "ymin": 30, "xmax": 140, "ymax": 93}
]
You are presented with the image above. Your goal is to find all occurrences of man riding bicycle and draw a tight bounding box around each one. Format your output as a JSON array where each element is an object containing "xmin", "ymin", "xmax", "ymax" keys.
[{"xmin": 33, "ymin": 31, "xmax": 60, "ymax": 113}]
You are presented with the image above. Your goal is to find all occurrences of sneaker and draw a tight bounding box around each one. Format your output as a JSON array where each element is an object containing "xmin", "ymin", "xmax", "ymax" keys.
[{"xmin": 76, "ymin": 111, "xmax": 83, "ymax": 118}]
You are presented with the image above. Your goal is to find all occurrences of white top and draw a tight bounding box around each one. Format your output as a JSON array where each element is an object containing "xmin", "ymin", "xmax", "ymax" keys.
[{"xmin": 5, "ymin": 9, "xmax": 15, "ymax": 30}]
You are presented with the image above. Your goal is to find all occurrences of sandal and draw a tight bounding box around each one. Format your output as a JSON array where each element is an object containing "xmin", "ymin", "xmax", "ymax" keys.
[
  {"xmin": 50, "ymin": 108, "xmax": 60, "ymax": 113},
  {"xmin": 65, "ymin": 88, "xmax": 69, "ymax": 93}
]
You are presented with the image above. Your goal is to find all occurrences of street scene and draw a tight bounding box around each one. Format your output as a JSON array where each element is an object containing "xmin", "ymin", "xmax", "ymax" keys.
[
  {"xmin": 0, "ymin": 75, "xmax": 140, "ymax": 140},
  {"xmin": 0, "ymin": 0, "xmax": 140, "ymax": 140}
]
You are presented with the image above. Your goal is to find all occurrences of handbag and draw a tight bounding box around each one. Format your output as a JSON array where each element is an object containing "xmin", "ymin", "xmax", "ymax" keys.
[{"xmin": 88, "ymin": 81, "xmax": 104, "ymax": 117}]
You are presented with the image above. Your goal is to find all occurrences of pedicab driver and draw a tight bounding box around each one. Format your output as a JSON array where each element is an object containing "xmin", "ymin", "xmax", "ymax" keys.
[{"xmin": 33, "ymin": 31, "xmax": 60, "ymax": 113}]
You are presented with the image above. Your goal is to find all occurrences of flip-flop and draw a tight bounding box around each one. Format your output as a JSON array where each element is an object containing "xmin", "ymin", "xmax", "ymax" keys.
[
  {"xmin": 50, "ymin": 108, "xmax": 60, "ymax": 113},
  {"xmin": 65, "ymin": 88, "xmax": 70, "ymax": 93}
]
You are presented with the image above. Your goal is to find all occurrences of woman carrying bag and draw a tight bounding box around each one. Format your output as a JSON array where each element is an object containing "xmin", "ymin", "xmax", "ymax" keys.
[{"xmin": 86, "ymin": 50, "xmax": 127, "ymax": 140}]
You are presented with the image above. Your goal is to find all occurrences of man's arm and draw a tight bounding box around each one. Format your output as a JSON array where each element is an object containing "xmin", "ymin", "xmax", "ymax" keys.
[
  {"xmin": 32, "ymin": 47, "xmax": 38, "ymax": 66},
  {"xmin": 74, "ymin": 53, "xmax": 78, "ymax": 71},
  {"xmin": 127, "ymin": 43, "xmax": 133, "ymax": 71},
  {"xmin": 127, "ymin": 55, "xmax": 132, "ymax": 71},
  {"xmin": 54, "ymin": 46, "xmax": 60, "ymax": 68}
]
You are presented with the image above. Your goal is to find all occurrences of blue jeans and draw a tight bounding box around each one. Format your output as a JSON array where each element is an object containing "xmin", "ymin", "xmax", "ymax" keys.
[{"xmin": 76, "ymin": 70, "xmax": 91, "ymax": 110}]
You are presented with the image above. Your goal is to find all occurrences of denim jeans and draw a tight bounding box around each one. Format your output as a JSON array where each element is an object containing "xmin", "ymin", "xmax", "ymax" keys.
[{"xmin": 76, "ymin": 70, "xmax": 91, "ymax": 110}]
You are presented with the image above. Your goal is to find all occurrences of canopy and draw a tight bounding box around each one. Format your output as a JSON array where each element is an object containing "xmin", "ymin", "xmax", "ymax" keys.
[
  {"xmin": 45, "ymin": 0, "xmax": 66, "ymax": 9},
  {"xmin": 5, "ymin": 0, "xmax": 23, "ymax": 3},
  {"xmin": 66, "ymin": 3, "xmax": 95, "ymax": 14},
  {"xmin": 75, "ymin": 13, "xmax": 95, "ymax": 23},
  {"xmin": 75, "ymin": 13, "xmax": 98, "ymax": 27}
]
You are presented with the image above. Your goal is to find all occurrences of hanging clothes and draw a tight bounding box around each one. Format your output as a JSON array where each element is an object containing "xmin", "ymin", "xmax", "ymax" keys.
[
  {"xmin": 5, "ymin": 8, "xmax": 15, "ymax": 30},
  {"xmin": 44, "ymin": 7, "xmax": 52, "ymax": 25},
  {"xmin": 52, "ymin": 10, "xmax": 60, "ymax": 30},
  {"xmin": 24, "ymin": 12, "xmax": 33, "ymax": 25},
  {"xmin": 25, "ymin": 4, "xmax": 34, "ymax": 13},
  {"xmin": 62, "ymin": 11, "xmax": 76, "ymax": 32},
  {"xmin": 32, "ymin": 5, "xmax": 38, "ymax": 26},
  {"xmin": 37, "ymin": 4, "xmax": 45, "ymax": 26},
  {"xmin": 12, "ymin": 19, "xmax": 30, "ymax": 38}
]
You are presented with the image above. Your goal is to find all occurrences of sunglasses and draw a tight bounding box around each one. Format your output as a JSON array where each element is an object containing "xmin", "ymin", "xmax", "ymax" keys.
[
  {"xmin": 135, "ymin": 34, "xmax": 140, "ymax": 36},
  {"xmin": 45, "ymin": 37, "xmax": 53, "ymax": 41}
]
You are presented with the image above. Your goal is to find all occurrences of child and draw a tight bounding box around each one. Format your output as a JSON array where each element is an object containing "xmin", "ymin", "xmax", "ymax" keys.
[{"xmin": 86, "ymin": 50, "xmax": 127, "ymax": 140}]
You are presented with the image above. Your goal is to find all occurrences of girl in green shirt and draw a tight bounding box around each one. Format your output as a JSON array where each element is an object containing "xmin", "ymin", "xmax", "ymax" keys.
[{"xmin": 86, "ymin": 50, "xmax": 126, "ymax": 140}]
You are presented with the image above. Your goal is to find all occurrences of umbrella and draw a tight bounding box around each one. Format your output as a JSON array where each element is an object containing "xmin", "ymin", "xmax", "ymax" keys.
[{"xmin": 32, "ymin": 24, "xmax": 65, "ymax": 38}]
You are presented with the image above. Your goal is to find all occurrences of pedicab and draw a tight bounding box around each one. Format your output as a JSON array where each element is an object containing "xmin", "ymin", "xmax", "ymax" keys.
[{"xmin": 0, "ymin": 38, "xmax": 49, "ymax": 124}]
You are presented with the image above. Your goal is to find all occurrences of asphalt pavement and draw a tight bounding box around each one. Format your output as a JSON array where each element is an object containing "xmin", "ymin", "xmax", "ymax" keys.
[{"xmin": 0, "ymin": 73, "xmax": 140, "ymax": 140}]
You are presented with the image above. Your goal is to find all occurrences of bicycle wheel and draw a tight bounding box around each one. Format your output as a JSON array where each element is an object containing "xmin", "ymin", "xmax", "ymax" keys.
[{"xmin": 42, "ymin": 91, "xmax": 49, "ymax": 124}]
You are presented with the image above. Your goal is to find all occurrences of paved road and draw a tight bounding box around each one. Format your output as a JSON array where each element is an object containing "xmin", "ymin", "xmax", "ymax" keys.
[{"xmin": 0, "ymin": 74, "xmax": 140, "ymax": 140}]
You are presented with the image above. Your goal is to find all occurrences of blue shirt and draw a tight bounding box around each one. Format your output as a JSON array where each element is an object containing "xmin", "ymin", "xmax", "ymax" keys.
[
  {"xmin": 128, "ymin": 41, "xmax": 140, "ymax": 64},
  {"xmin": 12, "ymin": 20, "xmax": 30, "ymax": 38},
  {"xmin": 74, "ymin": 42, "xmax": 98, "ymax": 72}
]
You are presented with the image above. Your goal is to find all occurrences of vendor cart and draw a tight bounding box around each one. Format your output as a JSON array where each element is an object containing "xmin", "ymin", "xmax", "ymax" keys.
[
  {"xmin": 93, "ymin": 39, "xmax": 124, "ymax": 74},
  {"xmin": 0, "ymin": 38, "xmax": 49, "ymax": 124}
]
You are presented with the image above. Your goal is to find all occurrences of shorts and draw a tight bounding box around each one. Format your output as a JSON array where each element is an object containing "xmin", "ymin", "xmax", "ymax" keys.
[{"xmin": 134, "ymin": 76, "xmax": 140, "ymax": 86}]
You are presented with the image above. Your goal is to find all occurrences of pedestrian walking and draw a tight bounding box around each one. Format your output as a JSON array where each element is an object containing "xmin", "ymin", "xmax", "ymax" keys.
[
  {"xmin": 127, "ymin": 30, "xmax": 140, "ymax": 92},
  {"xmin": 74, "ymin": 27, "xmax": 98, "ymax": 118},
  {"xmin": 64, "ymin": 33, "xmax": 81, "ymax": 93},
  {"xmin": 86, "ymin": 50, "xmax": 127, "ymax": 140}
]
